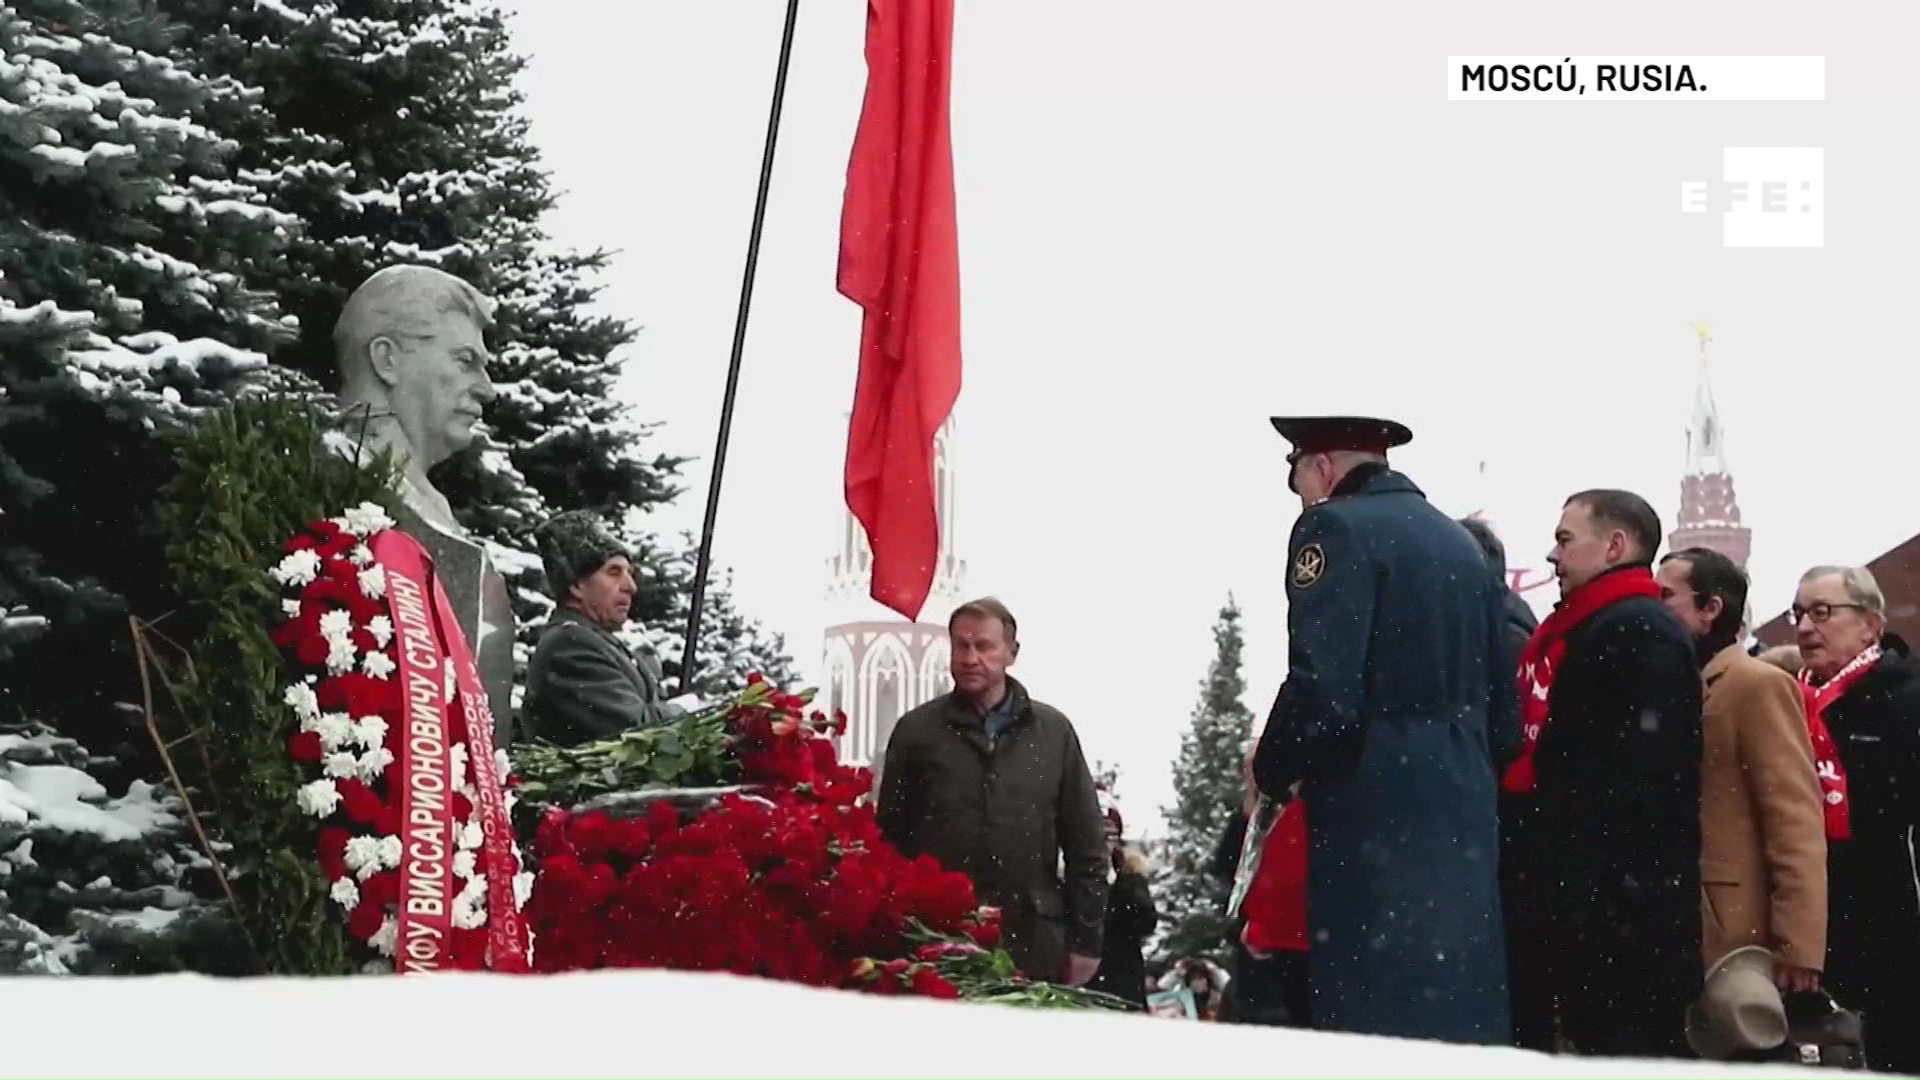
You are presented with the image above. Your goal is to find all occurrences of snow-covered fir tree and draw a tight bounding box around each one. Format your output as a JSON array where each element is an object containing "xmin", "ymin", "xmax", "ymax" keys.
[
  {"xmin": 0, "ymin": 0, "xmax": 296, "ymax": 971},
  {"xmin": 154, "ymin": 0, "xmax": 692, "ymax": 635},
  {"xmin": 1152, "ymin": 597, "xmax": 1255, "ymax": 964}
]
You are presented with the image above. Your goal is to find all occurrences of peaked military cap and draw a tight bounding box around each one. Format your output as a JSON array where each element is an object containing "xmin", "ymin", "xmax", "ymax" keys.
[{"xmin": 1270, "ymin": 415, "xmax": 1413, "ymax": 463}]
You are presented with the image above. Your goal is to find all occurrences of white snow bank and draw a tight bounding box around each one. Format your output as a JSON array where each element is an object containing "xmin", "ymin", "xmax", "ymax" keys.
[{"xmin": 0, "ymin": 968, "xmax": 1819, "ymax": 1079}]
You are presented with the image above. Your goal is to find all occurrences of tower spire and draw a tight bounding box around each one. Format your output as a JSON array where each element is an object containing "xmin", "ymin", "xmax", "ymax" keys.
[
  {"xmin": 1685, "ymin": 321, "xmax": 1728, "ymax": 477},
  {"xmin": 1670, "ymin": 321, "xmax": 1752, "ymax": 570}
]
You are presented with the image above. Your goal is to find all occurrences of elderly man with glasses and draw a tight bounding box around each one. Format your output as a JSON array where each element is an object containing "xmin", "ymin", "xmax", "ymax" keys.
[{"xmin": 1788, "ymin": 565, "xmax": 1920, "ymax": 1075}]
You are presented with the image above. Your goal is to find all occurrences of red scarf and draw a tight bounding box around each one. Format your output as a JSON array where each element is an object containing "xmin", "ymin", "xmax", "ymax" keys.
[
  {"xmin": 1794, "ymin": 643, "xmax": 1877, "ymax": 842},
  {"xmin": 1501, "ymin": 567, "xmax": 1663, "ymax": 794}
]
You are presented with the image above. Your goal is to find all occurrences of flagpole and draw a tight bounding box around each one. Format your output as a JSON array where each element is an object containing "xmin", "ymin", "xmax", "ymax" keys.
[{"xmin": 678, "ymin": 0, "xmax": 802, "ymax": 696}]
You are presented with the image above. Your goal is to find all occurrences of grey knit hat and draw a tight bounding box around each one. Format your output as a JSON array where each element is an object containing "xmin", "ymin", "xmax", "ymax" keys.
[{"xmin": 535, "ymin": 510, "xmax": 630, "ymax": 598}]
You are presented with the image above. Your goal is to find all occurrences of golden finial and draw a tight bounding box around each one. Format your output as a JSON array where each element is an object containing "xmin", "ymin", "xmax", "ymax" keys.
[{"xmin": 1691, "ymin": 321, "xmax": 1712, "ymax": 352}]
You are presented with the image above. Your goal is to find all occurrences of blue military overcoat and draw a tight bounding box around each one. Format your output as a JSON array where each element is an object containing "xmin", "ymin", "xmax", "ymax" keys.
[{"xmin": 1252, "ymin": 463, "xmax": 1518, "ymax": 1044}]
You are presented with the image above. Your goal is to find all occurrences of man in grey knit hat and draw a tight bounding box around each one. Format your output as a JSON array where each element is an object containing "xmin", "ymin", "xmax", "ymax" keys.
[{"xmin": 520, "ymin": 510, "xmax": 691, "ymax": 747}]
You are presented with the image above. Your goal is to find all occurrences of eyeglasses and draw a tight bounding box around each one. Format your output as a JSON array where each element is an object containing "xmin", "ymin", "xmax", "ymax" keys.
[{"xmin": 1792, "ymin": 602, "xmax": 1867, "ymax": 624}]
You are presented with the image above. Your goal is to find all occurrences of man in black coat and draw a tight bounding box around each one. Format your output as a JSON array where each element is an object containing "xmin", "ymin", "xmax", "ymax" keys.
[{"xmin": 1506, "ymin": 489, "xmax": 1703, "ymax": 1058}]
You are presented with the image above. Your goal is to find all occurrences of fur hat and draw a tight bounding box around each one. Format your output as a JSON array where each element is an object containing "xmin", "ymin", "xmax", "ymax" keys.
[{"xmin": 534, "ymin": 510, "xmax": 629, "ymax": 599}]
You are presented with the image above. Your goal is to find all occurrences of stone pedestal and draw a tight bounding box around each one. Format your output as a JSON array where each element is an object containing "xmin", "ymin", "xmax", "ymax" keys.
[{"xmin": 390, "ymin": 502, "xmax": 517, "ymax": 747}]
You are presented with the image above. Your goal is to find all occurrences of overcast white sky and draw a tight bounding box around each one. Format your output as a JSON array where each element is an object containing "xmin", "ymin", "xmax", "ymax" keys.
[{"xmin": 499, "ymin": 0, "xmax": 1918, "ymax": 834}]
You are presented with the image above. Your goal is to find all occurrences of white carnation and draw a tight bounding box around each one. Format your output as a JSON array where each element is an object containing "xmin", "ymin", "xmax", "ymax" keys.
[
  {"xmin": 306, "ymin": 711, "xmax": 354, "ymax": 751},
  {"xmin": 356, "ymin": 746, "xmax": 395, "ymax": 781},
  {"xmin": 377, "ymin": 835, "xmax": 403, "ymax": 870},
  {"xmin": 283, "ymin": 682, "xmax": 321, "ymax": 722},
  {"xmin": 270, "ymin": 548, "xmax": 321, "ymax": 587},
  {"xmin": 344, "ymin": 835, "xmax": 384, "ymax": 878},
  {"xmin": 317, "ymin": 609, "xmax": 353, "ymax": 641},
  {"xmin": 456, "ymin": 821, "xmax": 483, "ymax": 850},
  {"xmin": 362, "ymin": 652, "xmax": 396, "ymax": 680},
  {"xmin": 329, "ymin": 876, "xmax": 360, "ymax": 909},
  {"xmin": 341, "ymin": 503, "xmax": 394, "ymax": 537},
  {"xmin": 451, "ymin": 886, "xmax": 487, "ymax": 930},
  {"xmin": 296, "ymin": 779, "xmax": 341, "ymax": 818},
  {"xmin": 452, "ymin": 850, "xmax": 477, "ymax": 879},
  {"xmin": 512, "ymin": 871, "xmax": 535, "ymax": 910},
  {"xmin": 352, "ymin": 716, "xmax": 388, "ymax": 751},
  {"xmin": 349, "ymin": 544, "xmax": 374, "ymax": 567},
  {"xmin": 366, "ymin": 615, "xmax": 393, "ymax": 648},
  {"xmin": 325, "ymin": 636, "xmax": 358, "ymax": 675},
  {"xmin": 281, "ymin": 598, "xmax": 303, "ymax": 618},
  {"xmin": 357, "ymin": 564, "xmax": 387, "ymax": 601},
  {"xmin": 370, "ymin": 915, "xmax": 399, "ymax": 957},
  {"xmin": 493, "ymin": 749, "xmax": 511, "ymax": 778},
  {"xmin": 449, "ymin": 743, "xmax": 469, "ymax": 786},
  {"xmin": 322, "ymin": 752, "xmax": 359, "ymax": 780}
]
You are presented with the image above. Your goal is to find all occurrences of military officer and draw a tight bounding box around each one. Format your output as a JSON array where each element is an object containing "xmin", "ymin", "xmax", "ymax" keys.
[{"xmin": 1252, "ymin": 415, "xmax": 1518, "ymax": 1045}]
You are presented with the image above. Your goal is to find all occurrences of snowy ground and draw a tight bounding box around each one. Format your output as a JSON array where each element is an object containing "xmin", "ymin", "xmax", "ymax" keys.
[{"xmin": 3, "ymin": 969, "xmax": 1824, "ymax": 1078}]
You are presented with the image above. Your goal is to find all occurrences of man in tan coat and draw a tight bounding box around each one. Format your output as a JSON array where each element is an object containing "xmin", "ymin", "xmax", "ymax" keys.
[{"xmin": 1658, "ymin": 548, "xmax": 1827, "ymax": 989}]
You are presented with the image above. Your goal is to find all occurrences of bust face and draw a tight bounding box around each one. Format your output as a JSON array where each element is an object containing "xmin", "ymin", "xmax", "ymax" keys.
[{"xmin": 381, "ymin": 309, "xmax": 495, "ymax": 470}]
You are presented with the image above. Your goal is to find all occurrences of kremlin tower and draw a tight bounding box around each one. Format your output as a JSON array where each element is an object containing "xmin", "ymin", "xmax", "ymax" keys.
[{"xmin": 1667, "ymin": 323, "xmax": 1756, "ymax": 628}]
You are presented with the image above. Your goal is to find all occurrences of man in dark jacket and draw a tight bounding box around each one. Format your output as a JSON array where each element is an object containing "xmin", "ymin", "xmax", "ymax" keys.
[
  {"xmin": 1506, "ymin": 489, "xmax": 1703, "ymax": 1058},
  {"xmin": 876, "ymin": 597, "xmax": 1108, "ymax": 986},
  {"xmin": 1253, "ymin": 415, "xmax": 1515, "ymax": 1044},
  {"xmin": 520, "ymin": 511, "xmax": 688, "ymax": 747},
  {"xmin": 1459, "ymin": 515, "xmax": 1553, "ymax": 1050},
  {"xmin": 1790, "ymin": 565, "xmax": 1920, "ymax": 1074}
]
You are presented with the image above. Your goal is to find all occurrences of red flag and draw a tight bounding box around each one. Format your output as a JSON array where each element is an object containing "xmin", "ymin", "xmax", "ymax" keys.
[{"xmin": 838, "ymin": 0, "xmax": 962, "ymax": 622}]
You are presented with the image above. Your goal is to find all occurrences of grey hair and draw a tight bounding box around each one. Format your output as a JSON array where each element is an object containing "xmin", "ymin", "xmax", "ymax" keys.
[
  {"xmin": 1456, "ymin": 516, "xmax": 1508, "ymax": 577},
  {"xmin": 334, "ymin": 265, "xmax": 496, "ymax": 375},
  {"xmin": 1800, "ymin": 564, "xmax": 1886, "ymax": 615}
]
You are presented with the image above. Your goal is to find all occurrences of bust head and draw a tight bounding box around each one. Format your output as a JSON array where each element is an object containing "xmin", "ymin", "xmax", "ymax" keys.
[{"xmin": 335, "ymin": 265, "xmax": 498, "ymax": 471}]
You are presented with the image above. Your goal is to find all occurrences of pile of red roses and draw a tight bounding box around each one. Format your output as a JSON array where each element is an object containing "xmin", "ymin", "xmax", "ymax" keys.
[{"xmin": 524, "ymin": 676, "xmax": 1002, "ymax": 998}]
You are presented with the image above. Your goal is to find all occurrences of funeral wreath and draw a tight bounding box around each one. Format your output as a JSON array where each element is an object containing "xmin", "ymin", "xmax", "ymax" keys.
[{"xmin": 268, "ymin": 504, "xmax": 531, "ymax": 972}]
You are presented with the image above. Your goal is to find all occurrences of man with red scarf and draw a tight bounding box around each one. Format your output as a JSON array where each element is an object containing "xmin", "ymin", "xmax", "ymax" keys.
[
  {"xmin": 1251, "ymin": 415, "xmax": 1514, "ymax": 1044},
  {"xmin": 1508, "ymin": 489, "xmax": 1703, "ymax": 1058}
]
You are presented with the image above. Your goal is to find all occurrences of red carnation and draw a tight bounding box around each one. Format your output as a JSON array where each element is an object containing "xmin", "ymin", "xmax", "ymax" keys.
[
  {"xmin": 746, "ymin": 672, "xmax": 764, "ymax": 685},
  {"xmin": 317, "ymin": 827, "xmax": 350, "ymax": 880},
  {"xmin": 335, "ymin": 778, "xmax": 384, "ymax": 827},
  {"xmin": 569, "ymin": 811, "xmax": 617, "ymax": 861},
  {"xmin": 452, "ymin": 792, "xmax": 474, "ymax": 821},
  {"xmin": 361, "ymin": 869, "xmax": 401, "ymax": 907},
  {"xmin": 533, "ymin": 807, "xmax": 574, "ymax": 858},
  {"xmin": 612, "ymin": 817, "xmax": 653, "ymax": 860},
  {"xmin": 345, "ymin": 899, "xmax": 384, "ymax": 941},
  {"xmin": 295, "ymin": 633, "xmax": 331, "ymax": 669},
  {"xmin": 910, "ymin": 966, "xmax": 961, "ymax": 999},
  {"xmin": 284, "ymin": 534, "xmax": 318, "ymax": 555},
  {"xmin": 964, "ymin": 921, "xmax": 1002, "ymax": 949},
  {"xmin": 270, "ymin": 607, "xmax": 319, "ymax": 650},
  {"xmin": 644, "ymin": 800, "xmax": 681, "ymax": 839},
  {"xmin": 287, "ymin": 731, "xmax": 323, "ymax": 763}
]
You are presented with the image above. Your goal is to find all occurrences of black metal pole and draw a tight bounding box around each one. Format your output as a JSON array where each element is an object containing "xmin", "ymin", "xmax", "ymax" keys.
[{"xmin": 679, "ymin": 0, "xmax": 802, "ymax": 697}]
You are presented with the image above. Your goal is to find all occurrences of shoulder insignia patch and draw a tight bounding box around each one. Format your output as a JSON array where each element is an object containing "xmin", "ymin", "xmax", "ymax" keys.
[{"xmin": 1291, "ymin": 543, "xmax": 1326, "ymax": 589}]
